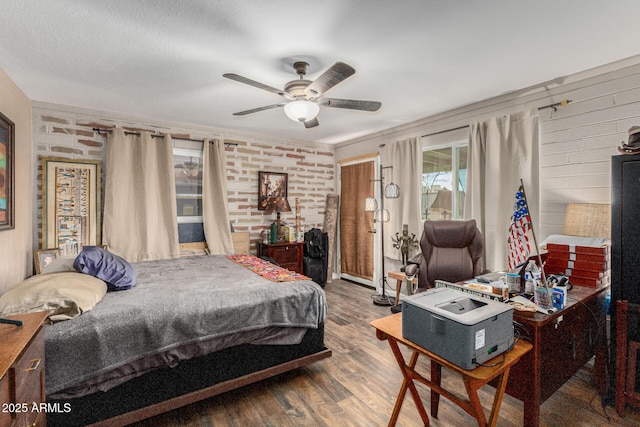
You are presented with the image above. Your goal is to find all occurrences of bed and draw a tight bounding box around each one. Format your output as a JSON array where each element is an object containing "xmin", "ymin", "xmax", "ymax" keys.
[{"xmin": 14, "ymin": 249, "xmax": 330, "ymax": 426}]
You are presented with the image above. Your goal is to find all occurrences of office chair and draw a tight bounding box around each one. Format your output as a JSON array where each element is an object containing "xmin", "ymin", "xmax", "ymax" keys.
[
  {"xmin": 390, "ymin": 220, "xmax": 484, "ymax": 313},
  {"xmin": 416, "ymin": 219, "xmax": 484, "ymax": 290}
]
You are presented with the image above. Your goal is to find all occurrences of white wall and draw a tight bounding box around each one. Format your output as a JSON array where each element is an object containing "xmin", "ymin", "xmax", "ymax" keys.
[
  {"xmin": 336, "ymin": 55, "xmax": 640, "ymax": 243},
  {"xmin": 0, "ymin": 68, "xmax": 32, "ymax": 294}
]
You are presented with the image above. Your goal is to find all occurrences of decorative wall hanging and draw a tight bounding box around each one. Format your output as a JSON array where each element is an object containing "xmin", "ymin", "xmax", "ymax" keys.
[
  {"xmin": 0, "ymin": 112, "xmax": 14, "ymax": 231},
  {"xmin": 258, "ymin": 171, "xmax": 288, "ymax": 211},
  {"xmin": 323, "ymin": 193, "xmax": 339, "ymax": 284},
  {"xmin": 42, "ymin": 158, "xmax": 101, "ymax": 249}
]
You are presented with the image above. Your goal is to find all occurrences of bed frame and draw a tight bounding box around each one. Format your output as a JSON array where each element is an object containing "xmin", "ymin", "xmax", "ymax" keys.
[
  {"xmin": 47, "ymin": 234, "xmax": 331, "ymax": 426},
  {"xmin": 47, "ymin": 324, "xmax": 330, "ymax": 426}
]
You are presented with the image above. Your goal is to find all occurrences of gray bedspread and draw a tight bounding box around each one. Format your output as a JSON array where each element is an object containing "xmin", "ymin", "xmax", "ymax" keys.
[{"xmin": 45, "ymin": 255, "xmax": 327, "ymax": 396}]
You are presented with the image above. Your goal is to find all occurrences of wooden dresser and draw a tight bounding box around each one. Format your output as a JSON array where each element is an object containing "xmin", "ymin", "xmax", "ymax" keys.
[
  {"xmin": 0, "ymin": 311, "xmax": 48, "ymax": 427},
  {"xmin": 257, "ymin": 241, "xmax": 304, "ymax": 274}
]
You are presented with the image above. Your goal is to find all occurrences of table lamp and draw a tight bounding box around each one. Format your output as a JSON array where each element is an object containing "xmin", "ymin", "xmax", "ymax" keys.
[
  {"xmin": 264, "ymin": 196, "xmax": 292, "ymax": 241},
  {"xmin": 430, "ymin": 189, "xmax": 452, "ymax": 220}
]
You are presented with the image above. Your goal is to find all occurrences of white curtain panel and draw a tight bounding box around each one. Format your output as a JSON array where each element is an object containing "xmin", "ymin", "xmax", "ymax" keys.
[
  {"xmin": 202, "ymin": 139, "xmax": 234, "ymax": 255},
  {"xmin": 103, "ymin": 129, "xmax": 180, "ymax": 261},
  {"xmin": 381, "ymin": 137, "xmax": 423, "ymax": 259},
  {"xmin": 465, "ymin": 110, "xmax": 540, "ymax": 272}
]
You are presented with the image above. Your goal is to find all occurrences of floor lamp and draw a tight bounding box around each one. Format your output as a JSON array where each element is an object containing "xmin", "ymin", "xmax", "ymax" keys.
[{"xmin": 365, "ymin": 164, "xmax": 400, "ymax": 306}]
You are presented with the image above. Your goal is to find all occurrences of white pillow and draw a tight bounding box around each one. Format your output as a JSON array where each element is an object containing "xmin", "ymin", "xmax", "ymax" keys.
[{"xmin": 0, "ymin": 272, "xmax": 107, "ymax": 322}]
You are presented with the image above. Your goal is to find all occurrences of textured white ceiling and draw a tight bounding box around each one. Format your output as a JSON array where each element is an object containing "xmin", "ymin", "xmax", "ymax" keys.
[{"xmin": 2, "ymin": 0, "xmax": 640, "ymax": 144}]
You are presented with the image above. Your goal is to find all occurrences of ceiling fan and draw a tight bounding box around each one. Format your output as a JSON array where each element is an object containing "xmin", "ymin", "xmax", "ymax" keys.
[{"xmin": 223, "ymin": 61, "xmax": 382, "ymax": 128}]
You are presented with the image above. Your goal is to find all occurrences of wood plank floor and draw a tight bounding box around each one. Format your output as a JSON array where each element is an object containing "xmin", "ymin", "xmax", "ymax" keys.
[{"xmin": 132, "ymin": 279, "xmax": 640, "ymax": 426}]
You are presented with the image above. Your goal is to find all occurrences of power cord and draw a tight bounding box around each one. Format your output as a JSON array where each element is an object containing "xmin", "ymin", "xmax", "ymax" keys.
[{"xmin": 474, "ymin": 329, "xmax": 521, "ymax": 368}]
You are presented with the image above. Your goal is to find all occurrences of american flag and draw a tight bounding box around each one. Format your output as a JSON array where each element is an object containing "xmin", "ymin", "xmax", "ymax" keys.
[{"xmin": 507, "ymin": 185, "xmax": 531, "ymax": 269}]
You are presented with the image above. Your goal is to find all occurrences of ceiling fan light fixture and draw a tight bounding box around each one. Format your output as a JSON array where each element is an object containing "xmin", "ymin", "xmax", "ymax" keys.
[{"xmin": 284, "ymin": 99, "xmax": 320, "ymax": 123}]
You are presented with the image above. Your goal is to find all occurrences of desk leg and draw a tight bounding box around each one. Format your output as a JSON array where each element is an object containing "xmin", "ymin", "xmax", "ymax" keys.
[
  {"xmin": 517, "ymin": 324, "xmax": 542, "ymax": 427},
  {"xmin": 387, "ymin": 340, "xmax": 430, "ymax": 426},
  {"xmin": 487, "ymin": 366, "xmax": 511, "ymax": 427},
  {"xmin": 430, "ymin": 360, "xmax": 441, "ymax": 418},
  {"xmin": 461, "ymin": 366, "xmax": 511, "ymax": 427},
  {"xmin": 594, "ymin": 347, "xmax": 606, "ymax": 395},
  {"xmin": 463, "ymin": 377, "xmax": 488, "ymax": 427},
  {"xmin": 394, "ymin": 279, "xmax": 403, "ymax": 306}
]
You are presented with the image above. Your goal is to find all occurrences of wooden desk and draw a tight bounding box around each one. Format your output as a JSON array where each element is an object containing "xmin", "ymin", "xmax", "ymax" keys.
[
  {"xmin": 388, "ymin": 270, "xmax": 418, "ymax": 305},
  {"xmin": 501, "ymin": 283, "xmax": 609, "ymax": 426},
  {"xmin": 371, "ymin": 313, "xmax": 532, "ymax": 427}
]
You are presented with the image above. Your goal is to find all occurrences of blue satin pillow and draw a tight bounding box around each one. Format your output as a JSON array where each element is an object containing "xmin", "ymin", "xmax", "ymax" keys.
[{"xmin": 73, "ymin": 246, "xmax": 136, "ymax": 291}]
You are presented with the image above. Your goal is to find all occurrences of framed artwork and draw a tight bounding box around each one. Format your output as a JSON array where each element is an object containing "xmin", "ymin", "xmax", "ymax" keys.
[
  {"xmin": 33, "ymin": 248, "xmax": 60, "ymax": 274},
  {"xmin": 42, "ymin": 158, "xmax": 102, "ymax": 249},
  {"xmin": 258, "ymin": 171, "xmax": 288, "ymax": 210},
  {"xmin": 0, "ymin": 112, "xmax": 14, "ymax": 231}
]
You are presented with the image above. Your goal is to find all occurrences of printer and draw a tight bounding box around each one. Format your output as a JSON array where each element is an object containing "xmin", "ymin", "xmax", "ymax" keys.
[{"xmin": 402, "ymin": 287, "xmax": 514, "ymax": 370}]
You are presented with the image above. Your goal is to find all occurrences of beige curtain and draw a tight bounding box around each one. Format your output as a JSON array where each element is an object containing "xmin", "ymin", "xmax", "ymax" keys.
[
  {"xmin": 381, "ymin": 137, "xmax": 423, "ymax": 259},
  {"xmin": 340, "ymin": 161, "xmax": 375, "ymax": 280},
  {"xmin": 202, "ymin": 138, "xmax": 234, "ymax": 255},
  {"xmin": 103, "ymin": 129, "xmax": 180, "ymax": 261},
  {"xmin": 465, "ymin": 110, "xmax": 539, "ymax": 272}
]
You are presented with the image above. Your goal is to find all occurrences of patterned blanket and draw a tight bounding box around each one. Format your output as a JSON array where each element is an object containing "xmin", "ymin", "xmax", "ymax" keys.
[{"xmin": 228, "ymin": 254, "xmax": 311, "ymax": 282}]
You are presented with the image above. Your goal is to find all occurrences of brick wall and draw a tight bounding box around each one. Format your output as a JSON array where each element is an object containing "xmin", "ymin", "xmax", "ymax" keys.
[{"xmin": 32, "ymin": 102, "xmax": 335, "ymax": 253}]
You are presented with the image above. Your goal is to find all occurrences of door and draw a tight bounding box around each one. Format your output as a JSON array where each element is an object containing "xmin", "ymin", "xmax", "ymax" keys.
[{"xmin": 339, "ymin": 159, "xmax": 375, "ymax": 286}]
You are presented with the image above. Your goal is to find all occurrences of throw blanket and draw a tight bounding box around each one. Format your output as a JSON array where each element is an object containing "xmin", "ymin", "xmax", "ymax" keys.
[
  {"xmin": 228, "ymin": 254, "xmax": 311, "ymax": 281},
  {"xmin": 45, "ymin": 255, "xmax": 326, "ymax": 395}
]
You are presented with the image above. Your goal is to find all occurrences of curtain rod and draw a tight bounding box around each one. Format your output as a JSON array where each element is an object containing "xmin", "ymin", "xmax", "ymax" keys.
[
  {"xmin": 92, "ymin": 128, "xmax": 238, "ymax": 146},
  {"xmin": 422, "ymin": 125, "xmax": 470, "ymax": 139},
  {"xmin": 537, "ymin": 99, "xmax": 572, "ymax": 111},
  {"xmin": 420, "ymin": 99, "xmax": 572, "ymax": 139}
]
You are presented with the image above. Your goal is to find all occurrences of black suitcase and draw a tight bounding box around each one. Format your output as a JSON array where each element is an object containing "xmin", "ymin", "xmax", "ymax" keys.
[
  {"xmin": 303, "ymin": 228, "xmax": 328, "ymax": 286},
  {"xmin": 304, "ymin": 256, "xmax": 327, "ymax": 286}
]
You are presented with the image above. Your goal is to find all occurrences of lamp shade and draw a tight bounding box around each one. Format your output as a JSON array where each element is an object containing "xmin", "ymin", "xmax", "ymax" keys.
[
  {"xmin": 264, "ymin": 196, "xmax": 292, "ymax": 214},
  {"xmin": 430, "ymin": 189, "xmax": 452, "ymax": 211},
  {"xmin": 364, "ymin": 197, "xmax": 378, "ymax": 211},
  {"xmin": 284, "ymin": 100, "xmax": 320, "ymax": 123},
  {"xmin": 384, "ymin": 182, "xmax": 400, "ymax": 199},
  {"xmin": 374, "ymin": 209, "xmax": 390, "ymax": 223}
]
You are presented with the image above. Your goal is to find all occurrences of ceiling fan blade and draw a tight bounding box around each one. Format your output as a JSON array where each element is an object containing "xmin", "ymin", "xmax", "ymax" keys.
[
  {"xmin": 304, "ymin": 117, "xmax": 319, "ymax": 128},
  {"xmin": 232, "ymin": 103, "xmax": 285, "ymax": 116},
  {"xmin": 305, "ymin": 62, "xmax": 356, "ymax": 98},
  {"xmin": 319, "ymin": 98, "xmax": 382, "ymax": 111},
  {"xmin": 223, "ymin": 73, "xmax": 292, "ymax": 100}
]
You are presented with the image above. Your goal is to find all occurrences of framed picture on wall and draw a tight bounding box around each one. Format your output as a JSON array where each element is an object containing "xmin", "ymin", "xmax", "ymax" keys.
[
  {"xmin": 0, "ymin": 112, "xmax": 15, "ymax": 231},
  {"xmin": 42, "ymin": 158, "xmax": 102, "ymax": 249},
  {"xmin": 258, "ymin": 171, "xmax": 288, "ymax": 210},
  {"xmin": 33, "ymin": 248, "xmax": 60, "ymax": 274}
]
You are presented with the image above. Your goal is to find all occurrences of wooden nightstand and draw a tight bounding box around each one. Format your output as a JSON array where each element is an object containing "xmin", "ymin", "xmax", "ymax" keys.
[
  {"xmin": 257, "ymin": 241, "xmax": 304, "ymax": 274},
  {"xmin": 0, "ymin": 311, "xmax": 49, "ymax": 427}
]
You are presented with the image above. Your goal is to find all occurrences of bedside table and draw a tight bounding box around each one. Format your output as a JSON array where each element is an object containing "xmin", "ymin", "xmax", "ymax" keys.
[
  {"xmin": 257, "ymin": 241, "xmax": 304, "ymax": 274},
  {"xmin": 0, "ymin": 311, "xmax": 49, "ymax": 427}
]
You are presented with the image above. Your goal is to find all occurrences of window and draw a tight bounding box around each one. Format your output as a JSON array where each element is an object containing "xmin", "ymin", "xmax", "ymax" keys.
[
  {"xmin": 422, "ymin": 142, "xmax": 467, "ymax": 220},
  {"xmin": 174, "ymin": 146, "xmax": 203, "ymax": 223}
]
